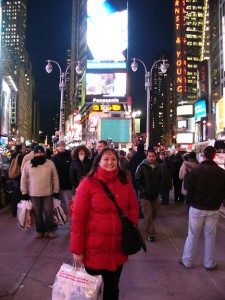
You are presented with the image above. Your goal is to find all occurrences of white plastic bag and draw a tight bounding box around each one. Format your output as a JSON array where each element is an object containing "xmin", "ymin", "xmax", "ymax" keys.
[
  {"xmin": 17, "ymin": 200, "xmax": 33, "ymax": 230},
  {"xmin": 53, "ymin": 198, "xmax": 68, "ymax": 225},
  {"xmin": 52, "ymin": 263, "xmax": 102, "ymax": 300}
]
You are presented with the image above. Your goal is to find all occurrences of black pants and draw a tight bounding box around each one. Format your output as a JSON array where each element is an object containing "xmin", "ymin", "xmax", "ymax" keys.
[{"xmin": 85, "ymin": 265, "xmax": 123, "ymax": 300}]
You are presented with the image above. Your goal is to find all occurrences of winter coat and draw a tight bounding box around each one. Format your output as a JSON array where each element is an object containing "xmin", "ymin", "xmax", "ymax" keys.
[
  {"xmin": 51, "ymin": 150, "xmax": 72, "ymax": 190},
  {"xmin": 70, "ymin": 166, "xmax": 139, "ymax": 271},
  {"xmin": 172, "ymin": 158, "xmax": 183, "ymax": 187},
  {"xmin": 69, "ymin": 157, "xmax": 92, "ymax": 189},
  {"xmin": 179, "ymin": 160, "xmax": 199, "ymax": 196},
  {"xmin": 135, "ymin": 159, "xmax": 161, "ymax": 200},
  {"xmin": 20, "ymin": 159, "xmax": 60, "ymax": 197},
  {"xmin": 159, "ymin": 158, "xmax": 174, "ymax": 191},
  {"xmin": 187, "ymin": 160, "xmax": 225, "ymax": 210}
]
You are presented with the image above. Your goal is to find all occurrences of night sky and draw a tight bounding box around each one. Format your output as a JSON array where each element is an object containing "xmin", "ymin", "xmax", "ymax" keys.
[{"xmin": 26, "ymin": 0, "xmax": 174, "ymax": 137}]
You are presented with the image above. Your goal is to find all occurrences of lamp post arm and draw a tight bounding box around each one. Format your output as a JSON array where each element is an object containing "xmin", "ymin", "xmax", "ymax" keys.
[
  {"xmin": 65, "ymin": 61, "xmax": 77, "ymax": 76},
  {"xmin": 133, "ymin": 58, "xmax": 148, "ymax": 74},
  {"xmin": 47, "ymin": 60, "xmax": 62, "ymax": 75}
]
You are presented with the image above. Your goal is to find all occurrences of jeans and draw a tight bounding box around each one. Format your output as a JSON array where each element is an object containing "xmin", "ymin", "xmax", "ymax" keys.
[
  {"xmin": 30, "ymin": 195, "xmax": 55, "ymax": 233},
  {"xmin": 182, "ymin": 207, "xmax": 219, "ymax": 268},
  {"xmin": 85, "ymin": 265, "xmax": 123, "ymax": 300},
  {"xmin": 59, "ymin": 189, "xmax": 72, "ymax": 216},
  {"xmin": 140, "ymin": 198, "xmax": 160, "ymax": 237}
]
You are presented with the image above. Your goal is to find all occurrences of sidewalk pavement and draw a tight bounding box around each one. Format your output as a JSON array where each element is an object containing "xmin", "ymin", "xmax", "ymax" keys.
[{"xmin": 0, "ymin": 202, "xmax": 225, "ymax": 300}]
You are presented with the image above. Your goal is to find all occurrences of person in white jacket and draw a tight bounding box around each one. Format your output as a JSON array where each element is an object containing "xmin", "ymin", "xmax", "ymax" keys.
[{"xmin": 20, "ymin": 145, "xmax": 60, "ymax": 238}]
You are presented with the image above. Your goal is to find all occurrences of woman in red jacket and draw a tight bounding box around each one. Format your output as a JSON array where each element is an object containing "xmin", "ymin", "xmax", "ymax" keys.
[{"xmin": 70, "ymin": 147, "xmax": 139, "ymax": 300}]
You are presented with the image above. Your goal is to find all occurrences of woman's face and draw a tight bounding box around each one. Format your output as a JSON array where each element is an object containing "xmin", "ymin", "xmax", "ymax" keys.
[
  {"xmin": 99, "ymin": 150, "xmax": 118, "ymax": 171},
  {"xmin": 78, "ymin": 149, "xmax": 85, "ymax": 156}
]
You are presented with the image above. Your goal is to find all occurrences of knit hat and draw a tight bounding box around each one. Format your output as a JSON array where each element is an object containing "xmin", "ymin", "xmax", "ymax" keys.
[
  {"xmin": 34, "ymin": 145, "xmax": 45, "ymax": 154},
  {"xmin": 57, "ymin": 140, "xmax": 66, "ymax": 147}
]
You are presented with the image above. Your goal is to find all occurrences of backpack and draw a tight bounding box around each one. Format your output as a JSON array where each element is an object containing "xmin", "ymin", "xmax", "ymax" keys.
[
  {"xmin": 183, "ymin": 170, "xmax": 191, "ymax": 190},
  {"xmin": 9, "ymin": 154, "xmax": 21, "ymax": 179}
]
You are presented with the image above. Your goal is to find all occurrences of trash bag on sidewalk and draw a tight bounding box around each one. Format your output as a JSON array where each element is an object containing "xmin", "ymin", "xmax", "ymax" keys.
[
  {"xmin": 17, "ymin": 200, "xmax": 33, "ymax": 230},
  {"xmin": 53, "ymin": 198, "xmax": 68, "ymax": 226},
  {"xmin": 52, "ymin": 263, "xmax": 102, "ymax": 300}
]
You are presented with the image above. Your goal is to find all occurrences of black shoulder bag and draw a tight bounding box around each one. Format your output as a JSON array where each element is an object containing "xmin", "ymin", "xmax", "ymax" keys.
[{"xmin": 98, "ymin": 179, "xmax": 146, "ymax": 255}]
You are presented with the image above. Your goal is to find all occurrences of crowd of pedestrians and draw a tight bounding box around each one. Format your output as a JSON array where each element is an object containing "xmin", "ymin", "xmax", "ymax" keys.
[{"xmin": 2, "ymin": 140, "xmax": 225, "ymax": 300}]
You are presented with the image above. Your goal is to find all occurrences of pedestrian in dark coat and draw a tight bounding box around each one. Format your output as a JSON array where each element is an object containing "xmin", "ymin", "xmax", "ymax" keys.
[
  {"xmin": 128, "ymin": 143, "xmax": 146, "ymax": 218},
  {"xmin": 160, "ymin": 156, "xmax": 174, "ymax": 205},
  {"xmin": 10, "ymin": 144, "xmax": 24, "ymax": 217},
  {"xmin": 51, "ymin": 140, "xmax": 72, "ymax": 216},
  {"xmin": 69, "ymin": 145, "xmax": 92, "ymax": 190},
  {"xmin": 172, "ymin": 153, "xmax": 184, "ymax": 203}
]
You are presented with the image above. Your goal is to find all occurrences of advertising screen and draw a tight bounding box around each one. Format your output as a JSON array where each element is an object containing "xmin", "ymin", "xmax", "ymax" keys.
[
  {"xmin": 177, "ymin": 105, "xmax": 194, "ymax": 116},
  {"xmin": 86, "ymin": 72, "xmax": 126, "ymax": 97},
  {"xmin": 98, "ymin": 118, "xmax": 131, "ymax": 142},
  {"xmin": 87, "ymin": 0, "xmax": 127, "ymax": 68},
  {"xmin": 195, "ymin": 100, "xmax": 207, "ymax": 122},
  {"xmin": 177, "ymin": 120, "xmax": 188, "ymax": 129},
  {"xmin": 177, "ymin": 133, "xmax": 194, "ymax": 144}
]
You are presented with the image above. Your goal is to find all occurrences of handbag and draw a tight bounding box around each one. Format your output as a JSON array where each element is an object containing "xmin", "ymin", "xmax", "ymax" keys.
[
  {"xmin": 52, "ymin": 263, "xmax": 102, "ymax": 300},
  {"xmin": 53, "ymin": 198, "xmax": 68, "ymax": 225},
  {"xmin": 98, "ymin": 179, "xmax": 146, "ymax": 255},
  {"xmin": 17, "ymin": 199, "xmax": 33, "ymax": 230}
]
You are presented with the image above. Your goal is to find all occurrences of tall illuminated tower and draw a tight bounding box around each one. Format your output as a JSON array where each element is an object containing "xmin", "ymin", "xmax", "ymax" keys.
[
  {"xmin": 174, "ymin": 0, "xmax": 209, "ymax": 104},
  {"xmin": 1, "ymin": 0, "xmax": 27, "ymax": 66}
]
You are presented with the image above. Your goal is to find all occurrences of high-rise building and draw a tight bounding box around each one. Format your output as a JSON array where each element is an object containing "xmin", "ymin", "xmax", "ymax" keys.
[
  {"xmin": 1, "ymin": 0, "xmax": 38, "ymax": 143},
  {"xmin": 1, "ymin": 0, "xmax": 27, "ymax": 66},
  {"xmin": 174, "ymin": 0, "xmax": 209, "ymax": 104}
]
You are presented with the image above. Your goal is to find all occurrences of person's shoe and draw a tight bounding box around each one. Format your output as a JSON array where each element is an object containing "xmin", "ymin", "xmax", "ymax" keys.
[
  {"xmin": 148, "ymin": 236, "xmax": 155, "ymax": 242},
  {"xmin": 205, "ymin": 265, "xmax": 217, "ymax": 271},
  {"xmin": 36, "ymin": 232, "xmax": 44, "ymax": 238},
  {"xmin": 47, "ymin": 231, "xmax": 56, "ymax": 238},
  {"xmin": 178, "ymin": 259, "xmax": 191, "ymax": 268}
]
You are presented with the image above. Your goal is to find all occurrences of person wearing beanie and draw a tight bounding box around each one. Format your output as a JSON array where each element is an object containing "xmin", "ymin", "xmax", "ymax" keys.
[
  {"xmin": 20, "ymin": 145, "xmax": 60, "ymax": 238},
  {"xmin": 51, "ymin": 141, "xmax": 72, "ymax": 217}
]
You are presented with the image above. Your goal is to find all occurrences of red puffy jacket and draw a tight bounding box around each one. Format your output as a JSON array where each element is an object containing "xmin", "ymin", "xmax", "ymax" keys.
[{"xmin": 70, "ymin": 166, "xmax": 139, "ymax": 271}]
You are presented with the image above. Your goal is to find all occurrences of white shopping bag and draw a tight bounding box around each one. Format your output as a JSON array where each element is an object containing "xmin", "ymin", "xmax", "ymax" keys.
[
  {"xmin": 17, "ymin": 200, "xmax": 33, "ymax": 230},
  {"xmin": 52, "ymin": 263, "xmax": 102, "ymax": 300},
  {"xmin": 53, "ymin": 198, "xmax": 68, "ymax": 226}
]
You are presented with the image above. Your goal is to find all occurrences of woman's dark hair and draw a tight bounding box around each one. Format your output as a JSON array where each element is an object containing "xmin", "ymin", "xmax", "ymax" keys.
[
  {"xmin": 87, "ymin": 147, "xmax": 128, "ymax": 184},
  {"xmin": 72, "ymin": 145, "xmax": 91, "ymax": 160}
]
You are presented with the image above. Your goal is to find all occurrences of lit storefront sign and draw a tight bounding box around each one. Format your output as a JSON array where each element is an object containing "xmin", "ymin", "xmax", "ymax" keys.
[
  {"xmin": 216, "ymin": 98, "xmax": 225, "ymax": 133},
  {"xmin": 174, "ymin": 0, "xmax": 186, "ymax": 96}
]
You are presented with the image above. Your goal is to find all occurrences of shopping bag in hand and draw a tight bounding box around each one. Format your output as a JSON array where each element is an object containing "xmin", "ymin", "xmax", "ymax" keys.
[
  {"xmin": 52, "ymin": 263, "xmax": 102, "ymax": 300},
  {"xmin": 17, "ymin": 200, "xmax": 33, "ymax": 230},
  {"xmin": 53, "ymin": 198, "xmax": 68, "ymax": 225}
]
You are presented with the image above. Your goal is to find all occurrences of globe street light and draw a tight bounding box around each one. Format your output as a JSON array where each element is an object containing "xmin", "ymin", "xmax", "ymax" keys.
[
  {"xmin": 45, "ymin": 60, "xmax": 82, "ymax": 141},
  {"xmin": 131, "ymin": 58, "xmax": 167, "ymax": 150}
]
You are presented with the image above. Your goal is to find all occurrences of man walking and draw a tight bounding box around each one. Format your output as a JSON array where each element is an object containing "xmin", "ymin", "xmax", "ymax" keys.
[
  {"xmin": 135, "ymin": 149, "xmax": 161, "ymax": 242},
  {"xmin": 51, "ymin": 140, "xmax": 72, "ymax": 217},
  {"xmin": 179, "ymin": 146, "xmax": 225, "ymax": 270}
]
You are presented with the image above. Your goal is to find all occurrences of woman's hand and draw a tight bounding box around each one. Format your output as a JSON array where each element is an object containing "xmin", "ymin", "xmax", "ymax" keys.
[{"xmin": 73, "ymin": 253, "xmax": 84, "ymax": 264}]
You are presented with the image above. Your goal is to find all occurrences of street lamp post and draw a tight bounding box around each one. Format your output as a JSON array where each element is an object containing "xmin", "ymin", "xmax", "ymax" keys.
[
  {"xmin": 131, "ymin": 58, "xmax": 167, "ymax": 150},
  {"xmin": 45, "ymin": 60, "xmax": 82, "ymax": 141}
]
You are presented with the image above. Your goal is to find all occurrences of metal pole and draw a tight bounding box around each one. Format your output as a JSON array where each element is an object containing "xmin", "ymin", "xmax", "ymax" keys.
[
  {"xmin": 59, "ymin": 72, "xmax": 65, "ymax": 141},
  {"xmin": 146, "ymin": 73, "xmax": 151, "ymax": 150}
]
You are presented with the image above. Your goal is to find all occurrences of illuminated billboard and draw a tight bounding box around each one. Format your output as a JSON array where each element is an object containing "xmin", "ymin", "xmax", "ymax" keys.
[
  {"xmin": 177, "ymin": 105, "xmax": 194, "ymax": 116},
  {"xmin": 177, "ymin": 119, "xmax": 188, "ymax": 129},
  {"xmin": 86, "ymin": 72, "xmax": 126, "ymax": 97},
  {"xmin": 195, "ymin": 100, "xmax": 207, "ymax": 122},
  {"xmin": 98, "ymin": 118, "xmax": 131, "ymax": 142},
  {"xmin": 87, "ymin": 0, "xmax": 127, "ymax": 69},
  {"xmin": 177, "ymin": 133, "xmax": 194, "ymax": 144}
]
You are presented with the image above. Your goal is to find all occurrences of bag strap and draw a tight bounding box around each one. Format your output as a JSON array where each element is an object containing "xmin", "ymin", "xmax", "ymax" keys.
[{"xmin": 98, "ymin": 179, "xmax": 124, "ymax": 217}]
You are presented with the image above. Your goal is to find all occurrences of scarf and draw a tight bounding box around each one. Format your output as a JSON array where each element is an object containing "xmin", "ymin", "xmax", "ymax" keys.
[{"xmin": 31, "ymin": 156, "xmax": 46, "ymax": 167}]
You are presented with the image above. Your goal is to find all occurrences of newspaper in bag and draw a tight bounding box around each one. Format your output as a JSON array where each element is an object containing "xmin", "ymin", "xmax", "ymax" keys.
[{"xmin": 52, "ymin": 263, "xmax": 102, "ymax": 300}]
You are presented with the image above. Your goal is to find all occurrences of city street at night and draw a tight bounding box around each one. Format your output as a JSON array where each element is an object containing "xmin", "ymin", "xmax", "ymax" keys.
[{"xmin": 1, "ymin": 200, "xmax": 225, "ymax": 300}]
